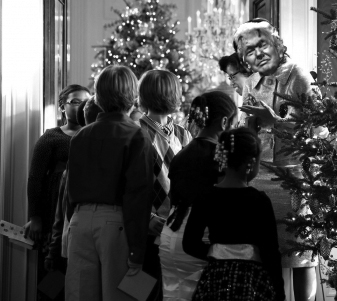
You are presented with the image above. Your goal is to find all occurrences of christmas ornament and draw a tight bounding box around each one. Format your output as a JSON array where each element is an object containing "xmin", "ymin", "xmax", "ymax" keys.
[
  {"xmin": 309, "ymin": 163, "xmax": 321, "ymax": 177},
  {"xmin": 311, "ymin": 228, "xmax": 321, "ymax": 243},
  {"xmin": 309, "ymin": 198, "xmax": 320, "ymax": 215},
  {"xmin": 291, "ymin": 193, "xmax": 302, "ymax": 211},
  {"xmin": 320, "ymin": 237, "xmax": 332, "ymax": 260},
  {"xmin": 301, "ymin": 182, "xmax": 311, "ymax": 191},
  {"xmin": 279, "ymin": 103, "xmax": 288, "ymax": 118}
]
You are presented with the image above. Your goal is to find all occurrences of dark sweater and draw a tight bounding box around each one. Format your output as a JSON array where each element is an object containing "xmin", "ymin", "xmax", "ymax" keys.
[
  {"xmin": 182, "ymin": 186, "xmax": 285, "ymax": 301},
  {"xmin": 28, "ymin": 127, "xmax": 70, "ymax": 231},
  {"xmin": 169, "ymin": 137, "xmax": 220, "ymax": 208}
]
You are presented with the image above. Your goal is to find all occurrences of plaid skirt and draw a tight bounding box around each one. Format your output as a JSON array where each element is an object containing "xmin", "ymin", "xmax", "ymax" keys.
[{"xmin": 192, "ymin": 260, "xmax": 276, "ymax": 301}]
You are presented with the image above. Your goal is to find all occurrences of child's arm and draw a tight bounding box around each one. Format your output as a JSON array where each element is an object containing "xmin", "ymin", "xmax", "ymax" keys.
[
  {"xmin": 182, "ymin": 200, "xmax": 210, "ymax": 261},
  {"xmin": 45, "ymin": 170, "xmax": 68, "ymax": 271}
]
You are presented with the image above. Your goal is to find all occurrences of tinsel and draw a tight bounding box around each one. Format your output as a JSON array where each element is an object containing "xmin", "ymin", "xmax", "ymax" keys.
[{"xmin": 291, "ymin": 193, "xmax": 302, "ymax": 212}]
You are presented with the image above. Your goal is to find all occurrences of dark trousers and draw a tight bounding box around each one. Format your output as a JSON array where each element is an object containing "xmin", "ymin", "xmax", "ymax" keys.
[{"xmin": 143, "ymin": 235, "xmax": 163, "ymax": 301}]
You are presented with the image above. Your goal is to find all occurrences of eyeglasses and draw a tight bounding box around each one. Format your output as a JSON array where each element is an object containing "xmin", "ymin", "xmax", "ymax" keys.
[
  {"xmin": 228, "ymin": 71, "xmax": 240, "ymax": 81},
  {"xmin": 65, "ymin": 99, "xmax": 83, "ymax": 106}
]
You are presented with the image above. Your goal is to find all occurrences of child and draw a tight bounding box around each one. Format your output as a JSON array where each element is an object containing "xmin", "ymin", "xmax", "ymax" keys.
[
  {"xmin": 159, "ymin": 91, "xmax": 237, "ymax": 301},
  {"xmin": 183, "ymin": 127, "xmax": 285, "ymax": 301},
  {"xmin": 44, "ymin": 96, "xmax": 102, "ymax": 271},
  {"xmin": 66, "ymin": 65, "xmax": 153, "ymax": 301},
  {"xmin": 139, "ymin": 70, "xmax": 192, "ymax": 300}
]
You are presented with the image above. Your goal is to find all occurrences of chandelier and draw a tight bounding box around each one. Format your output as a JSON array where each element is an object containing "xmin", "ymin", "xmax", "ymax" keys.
[{"xmin": 185, "ymin": 0, "xmax": 240, "ymax": 91}]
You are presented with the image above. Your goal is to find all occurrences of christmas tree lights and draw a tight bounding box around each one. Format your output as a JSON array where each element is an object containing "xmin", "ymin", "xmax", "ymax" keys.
[{"xmin": 90, "ymin": 0, "xmax": 193, "ymax": 100}]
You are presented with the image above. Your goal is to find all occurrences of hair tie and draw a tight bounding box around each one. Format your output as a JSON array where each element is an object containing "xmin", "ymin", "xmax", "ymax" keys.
[{"xmin": 188, "ymin": 98, "xmax": 209, "ymax": 128}]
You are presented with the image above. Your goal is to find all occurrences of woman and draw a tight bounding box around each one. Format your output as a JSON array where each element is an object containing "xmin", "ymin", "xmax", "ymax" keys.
[
  {"xmin": 183, "ymin": 127, "xmax": 285, "ymax": 301},
  {"xmin": 234, "ymin": 19, "xmax": 319, "ymax": 301},
  {"xmin": 159, "ymin": 91, "xmax": 237, "ymax": 301},
  {"xmin": 26, "ymin": 84, "xmax": 90, "ymax": 300},
  {"xmin": 219, "ymin": 52, "xmax": 252, "ymax": 96}
]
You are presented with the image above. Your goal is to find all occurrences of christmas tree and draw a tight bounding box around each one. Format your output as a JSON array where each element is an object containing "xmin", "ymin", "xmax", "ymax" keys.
[
  {"xmin": 90, "ymin": 0, "xmax": 193, "ymax": 107},
  {"xmin": 266, "ymin": 4, "xmax": 337, "ymax": 290}
]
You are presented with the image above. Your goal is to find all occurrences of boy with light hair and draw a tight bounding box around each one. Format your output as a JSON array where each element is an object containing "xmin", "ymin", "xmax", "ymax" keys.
[{"xmin": 65, "ymin": 65, "xmax": 154, "ymax": 301}]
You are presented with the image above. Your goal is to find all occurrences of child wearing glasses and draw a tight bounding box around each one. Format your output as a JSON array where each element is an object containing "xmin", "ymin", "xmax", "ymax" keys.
[
  {"xmin": 25, "ymin": 84, "xmax": 90, "ymax": 301},
  {"xmin": 138, "ymin": 70, "xmax": 192, "ymax": 300}
]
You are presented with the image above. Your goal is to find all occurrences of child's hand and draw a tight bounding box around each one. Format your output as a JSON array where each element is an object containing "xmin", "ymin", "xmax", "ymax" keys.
[
  {"xmin": 126, "ymin": 259, "xmax": 142, "ymax": 276},
  {"xmin": 44, "ymin": 258, "xmax": 56, "ymax": 272},
  {"xmin": 149, "ymin": 216, "xmax": 165, "ymax": 236}
]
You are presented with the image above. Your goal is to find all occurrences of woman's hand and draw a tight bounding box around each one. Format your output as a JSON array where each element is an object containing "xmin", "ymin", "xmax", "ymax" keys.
[
  {"xmin": 239, "ymin": 100, "xmax": 281, "ymax": 127},
  {"xmin": 25, "ymin": 216, "xmax": 43, "ymax": 242}
]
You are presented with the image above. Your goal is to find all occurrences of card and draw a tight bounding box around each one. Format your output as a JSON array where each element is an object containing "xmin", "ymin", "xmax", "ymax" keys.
[
  {"xmin": 118, "ymin": 270, "xmax": 157, "ymax": 301},
  {"xmin": 0, "ymin": 220, "xmax": 34, "ymax": 247},
  {"xmin": 9, "ymin": 238, "xmax": 34, "ymax": 250},
  {"xmin": 37, "ymin": 270, "xmax": 65, "ymax": 299}
]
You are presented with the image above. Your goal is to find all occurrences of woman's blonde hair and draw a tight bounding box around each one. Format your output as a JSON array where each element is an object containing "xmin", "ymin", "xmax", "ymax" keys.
[
  {"xmin": 233, "ymin": 21, "xmax": 287, "ymax": 62},
  {"xmin": 139, "ymin": 70, "xmax": 182, "ymax": 115},
  {"xmin": 95, "ymin": 65, "xmax": 138, "ymax": 112}
]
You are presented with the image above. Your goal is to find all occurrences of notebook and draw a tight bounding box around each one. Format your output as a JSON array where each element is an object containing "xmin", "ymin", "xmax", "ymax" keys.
[
  {"xmin": 37, "ymin": 270, "xmax": 65, "ymax": 299},
  {"xmin": 118, "ymin": 270, "xmax": 157, "ymax": 301}
]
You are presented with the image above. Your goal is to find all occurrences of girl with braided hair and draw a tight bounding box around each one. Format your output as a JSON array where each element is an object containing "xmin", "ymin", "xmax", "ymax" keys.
[
  {"xmin": 25, "ymin": 84, "xmax": 90, "ymax": 301},
  {"xmin": 183, "ymin": 127, "xmax": 285, "ymax": 301},
  {"xmin": 158, "ymin": 91, "xmax": 237, "ymax": 301}
]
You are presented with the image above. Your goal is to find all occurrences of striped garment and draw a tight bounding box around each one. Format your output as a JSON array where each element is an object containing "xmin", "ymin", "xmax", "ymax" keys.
[{"xmin": 140, "ymin": 115, "xmax": 192, "ymax": 218}]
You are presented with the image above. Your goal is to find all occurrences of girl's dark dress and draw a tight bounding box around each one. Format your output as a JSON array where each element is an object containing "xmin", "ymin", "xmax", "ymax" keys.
[
  {"xmin": 183, "ymin": 186, "xmax": 285, "ymax": 301},
  {"xmin": 28, "ymin": 127, "xmax": 71, "ymax": 300}
]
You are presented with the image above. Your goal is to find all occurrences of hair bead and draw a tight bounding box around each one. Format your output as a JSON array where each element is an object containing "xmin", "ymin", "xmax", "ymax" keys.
[
  {"xmin": 230, "ymin": 134, "xmax": 235, "ymax": 153},
  {"xmin": 214, "ymin": 141, "xmax": 228, "ymax": 172}
]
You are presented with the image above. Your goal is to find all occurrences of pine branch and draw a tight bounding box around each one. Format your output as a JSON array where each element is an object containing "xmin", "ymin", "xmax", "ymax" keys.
[{"xmin": 310, "ymin": 7, "xmax": 334, "ymax": 20}]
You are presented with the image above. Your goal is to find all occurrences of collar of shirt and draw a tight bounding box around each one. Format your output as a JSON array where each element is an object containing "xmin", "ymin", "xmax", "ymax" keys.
[
  {"xmin": 250, "ymin": 58, "xmax": 295, "ymax": 89},
  {"xmin": 96, "ymin": 111, "xmax": 131, "ymax": 122},
  {"xmin": 145, "ymin": 115, "xmax": 174, "ymax": 136}
]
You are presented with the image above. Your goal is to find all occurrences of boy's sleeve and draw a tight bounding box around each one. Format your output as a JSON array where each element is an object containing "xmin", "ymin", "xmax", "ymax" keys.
[{"xmin": 122, "ymin": 128, "xmax": 154, "ymax": 264}]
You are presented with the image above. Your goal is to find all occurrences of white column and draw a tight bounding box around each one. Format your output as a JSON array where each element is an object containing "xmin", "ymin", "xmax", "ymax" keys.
[
  {"xmin": 280, "ymin": 0, "xmax": 317, "ymax": 72},
  {"xmin": 1, "ymin": 1, "xmax": 43, "ymax": 300}
]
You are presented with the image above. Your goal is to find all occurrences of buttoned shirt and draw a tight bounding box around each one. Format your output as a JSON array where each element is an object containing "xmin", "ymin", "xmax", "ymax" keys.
[
  {"xmin": 67, "ymin": 112, "xmax": 154, "ymax": 264},
  {"xmin": 242, "ymin": 59, "xmax": 319, "ymax": 166}
]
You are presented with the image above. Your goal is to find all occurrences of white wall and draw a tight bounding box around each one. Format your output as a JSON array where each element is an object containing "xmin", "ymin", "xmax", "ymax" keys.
[{"xmin": 280, "ymin": 0, "xmax": 317, "ymax": 72}]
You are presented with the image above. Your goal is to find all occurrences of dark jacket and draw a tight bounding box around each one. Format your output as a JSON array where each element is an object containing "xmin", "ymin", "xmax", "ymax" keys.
[{"xmin": 67, "ymin": 112, "xmax": 154, "ymax": 264}]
